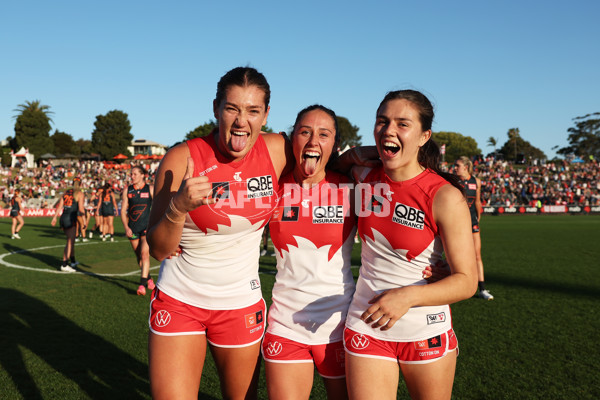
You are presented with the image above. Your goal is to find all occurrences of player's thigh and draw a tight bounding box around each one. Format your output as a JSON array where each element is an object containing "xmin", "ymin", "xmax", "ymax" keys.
[
  {"xmin": 472, "ymin": 231, "xmax": 482, "ymax": 254},
  {"xmin": 265, "ymin": 361, "xmax": 314, "ymax": 400},
  {"xmin": 128, "ymin": 237, "xmax": 140, "ymax": 252},
  {"xmin": 139, "ymin": 235, "xmax": 150, "ymax": 258},
  {"xmin": 400, "ymin": 349, "xmax": 457, "ymax": 400},
  {"xmin": 65, "ymin": 225, "xmax": 77, "ymax": 240},
  {"xmin": 148, "ymin": 332, "xmax": 207, "ymax": 400},
  {"xmin": 210, "ymin": 342, "xmax": 262, "ymax": 400},
  {"xmin": 345, "ymin": 353, "xmax": 399, "ymax": 400}
]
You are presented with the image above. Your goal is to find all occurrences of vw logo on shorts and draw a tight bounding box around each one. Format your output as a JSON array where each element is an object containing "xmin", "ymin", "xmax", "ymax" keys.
[
  {"xmin": 351, "ymin": 334, "xmax": 370, "ymax": 350},
  {"xmin": 154, "ymin": 310, "xmax": 171, "ymax": 327},
  {"xmin": 266, "ymin": 341, "xmax": 282, "ymax": 356}
]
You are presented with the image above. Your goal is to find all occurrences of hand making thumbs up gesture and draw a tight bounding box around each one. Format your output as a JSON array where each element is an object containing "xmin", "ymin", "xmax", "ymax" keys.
[{"xmin": 171, "ymin": 157, "xmax": 216, "ymax": 214}]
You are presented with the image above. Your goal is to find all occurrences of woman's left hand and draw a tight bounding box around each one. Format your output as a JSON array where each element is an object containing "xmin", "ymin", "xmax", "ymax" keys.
[
  {"xmin": 422, "ymin": 260, "xmax": 451, "ymax": 282},
  {"xmin": 361, "ymin": 287, "xmax": 415, "ymax": 331}
]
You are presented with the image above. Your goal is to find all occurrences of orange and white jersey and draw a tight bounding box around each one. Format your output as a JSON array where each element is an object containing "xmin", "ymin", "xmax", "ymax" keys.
[
  {"xmin": 157, "ymin": 134, "xmax": 279, "ymax": 310},
  {"xmin": 346, "ymin": 167, "xmax": 451, "ymax": 341},
  {"xmin": 267, "ymin": 171, "xmax": 356, "ymax": 344}
]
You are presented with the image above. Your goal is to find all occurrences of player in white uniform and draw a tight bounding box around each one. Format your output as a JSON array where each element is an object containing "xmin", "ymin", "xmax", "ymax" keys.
[
  {"xmin": 146, "ymin": 67, "xmax": 291, "ymax": 400},
  {"xmin": 262, "ymin": 105, "xmax": 356, "ymax": 399},
  {"xmin": 344, "ymin": 90, "xmax": 478, "ymax": 400}
]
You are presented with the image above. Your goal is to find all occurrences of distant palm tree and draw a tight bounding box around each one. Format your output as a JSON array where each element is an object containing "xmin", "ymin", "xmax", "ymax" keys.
[
  {"xmin": 13, "ymin": 100, "xmax": 54, "ymax": 122},
  {"xmin": 487, "ymin": 136, "xmax": 498, "ymax": 153}
]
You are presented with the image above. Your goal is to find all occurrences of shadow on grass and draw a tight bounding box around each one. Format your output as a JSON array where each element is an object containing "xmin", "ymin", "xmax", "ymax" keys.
[
  {"xmin": 2, "ymin": 242, "xmax": 62, "ymax": 270},
  {"xmin": 79, "ymin": 271, "xmax": 144, "ymax": 296},
  {"xmin": 486, "ymin": 273, "xmax": 600, "ymax": 299},
  {"xmin": 0, "ymin": 288, "xmax": 150, "ymax": 399}
]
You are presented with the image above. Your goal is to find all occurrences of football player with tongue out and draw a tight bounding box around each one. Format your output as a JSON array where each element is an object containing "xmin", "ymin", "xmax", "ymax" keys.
[
  {"xmin": 146, "ymin": 67, "xmax": 292, "ymax": 400},
  {"xmin": 263, "ymin": 105, "xmax": 356, "ymax": 400}
]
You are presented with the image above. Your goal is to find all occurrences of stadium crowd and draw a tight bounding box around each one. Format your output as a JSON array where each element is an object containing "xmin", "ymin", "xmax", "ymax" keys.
[
  {"xmin": 1, "ymin": 156, "xmax": 599, "ymax": 209},
  {"xmin": 1, "ymin": 159, "xmax": 159, "ymax": 209},
  {"xmin": 460, "ymin": 156, "xmax": 600, "ymax": 207}
]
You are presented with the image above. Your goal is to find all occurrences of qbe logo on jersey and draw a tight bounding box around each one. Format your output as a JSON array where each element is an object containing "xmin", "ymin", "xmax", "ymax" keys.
[
  {"xmin": 392, "ymin": 202, "xmax": 425, "ymax": 230},
  {"xmin": 312, "ymin": 205, "xmax": 344, "ymax": 224},
  {"xmin": 247, "ymin": 175, "xmax": 273, "ymax": 199}
]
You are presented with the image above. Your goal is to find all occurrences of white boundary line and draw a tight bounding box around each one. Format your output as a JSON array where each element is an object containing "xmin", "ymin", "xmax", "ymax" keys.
[{"xmin": 0, "ymin": 241, "xmax": 160, "ymax": 276}]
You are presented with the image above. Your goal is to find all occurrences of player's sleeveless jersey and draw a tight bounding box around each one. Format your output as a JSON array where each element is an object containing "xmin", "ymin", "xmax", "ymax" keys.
[
  {"xmin": 10, "ymin": 196, "xmax": 20, "ymax": 215},
  {"xmin": 346, "ymin": 167, "xmax": 451, "ymax": 341},
  {"xmin": 157, "ymin": 134, "xmax": 280, "ymax": 309},
  {"xmin": 100, "ymin": 189, "xmax": 115, "ymax": 216},
  {"xmin": 60, "ymin": 189, "xmax": 79, "ymax": 228},
  {"xmin": 461, "ymin": 175, "xmax": 479, "ymax": 225},
  {"xmin": 267, "ymin": 171, "xmax": 357, "ymax": 344},
  {"xmin": 126, "ymin": 183, "xmax": 152, "ymax": 232}
]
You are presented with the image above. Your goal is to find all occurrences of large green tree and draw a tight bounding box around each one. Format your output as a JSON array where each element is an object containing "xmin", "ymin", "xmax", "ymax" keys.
[
  {"xmin": 185, "ymin": 120, "xmax": 217, "ymax": 140},
  {"xmin": 52, "ymin": 130, "xmax": 77, "ymax": 155},
  {"xmin": 557, "ymin": 112, "xmax": 600, "ymax": 159},
  {"xmin": 432, "ymin": 131, "xmax": 481, "ymax": 163},
  {"xmin": 336, "ymin": 116, "xmax": 361, "ymax": 150},
  {"xmin": 91, "ymin": 110, "xmax": 133, "ymax": 160},
  {"xmin": 75, "ymin": 139, "xmax": 93, "ymax": 155},
  {"xmin": 12, "ymin": 100, "xmax": 55, "ymax": 158},
  {"xmin": 498, "ymin": 127, "xmax": 546, "ymax": 161}
]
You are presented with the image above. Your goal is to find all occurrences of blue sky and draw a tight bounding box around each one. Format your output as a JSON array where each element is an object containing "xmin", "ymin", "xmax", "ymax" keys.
[{"xmin": 1, "ymin": 0, "xmax": 598, "ymax": 159}]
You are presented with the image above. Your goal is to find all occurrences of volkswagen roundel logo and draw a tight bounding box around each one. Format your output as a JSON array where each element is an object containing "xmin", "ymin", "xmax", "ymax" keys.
[
  {"xmin": 266, "ymin": 341, "xmax": 282, "ymax": 356},
  {"xmin": 351, "ymin": 334, "xmax": 370, "ymax": 350},
  {"xmin": 154, "ymin": 310, "xmax": 171, "ymax": 327}
]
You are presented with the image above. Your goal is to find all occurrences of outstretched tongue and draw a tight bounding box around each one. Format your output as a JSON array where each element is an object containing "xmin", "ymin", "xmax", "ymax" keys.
[
  {"xmin": 231, "ymin": 133, "xmax": 248, "ymax": 152},
  {"xmin": 302, "ymin": 156, "xmax": 319, "ymax": 176}
]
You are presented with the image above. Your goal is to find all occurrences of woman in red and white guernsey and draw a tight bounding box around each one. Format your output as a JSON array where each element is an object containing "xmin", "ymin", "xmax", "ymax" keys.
[
  {"xmin": 146, "ymin": 67, "xmax": 291, "ymax": 400},
  {"xmin": 344, "ymin": 90, "xmax": 477, "ymax": 400},
  {"xmin": 262, "ymin": 105, "xmax": 356, "ymax": 399}
]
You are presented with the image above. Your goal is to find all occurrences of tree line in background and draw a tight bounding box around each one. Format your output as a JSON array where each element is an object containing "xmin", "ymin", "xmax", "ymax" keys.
[
  {"xmin": 6, "ymin": 100, "xmax": 600, "ymax": 165},
  {"xmin": 7, "ymin": 100, "xmax": 133, "ymax": 164}
]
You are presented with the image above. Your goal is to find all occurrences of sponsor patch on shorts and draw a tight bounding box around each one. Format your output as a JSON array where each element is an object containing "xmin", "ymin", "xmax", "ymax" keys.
[{"xmin": 245, "ymin": 310, "xmax": 263, "ymax": 328}]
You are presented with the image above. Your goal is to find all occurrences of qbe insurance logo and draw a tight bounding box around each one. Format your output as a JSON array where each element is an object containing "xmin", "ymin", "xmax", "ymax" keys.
[
  {"xmin": 392, "ymin": 202, "xmax": 425, "ymax": 230},
  {"xmin": 312, "ymin": 205, "xmax": 344, "ymax": 224},
  {"xmin": 246, "ymin": 175, "xmax": 274, "ymax": 199}
]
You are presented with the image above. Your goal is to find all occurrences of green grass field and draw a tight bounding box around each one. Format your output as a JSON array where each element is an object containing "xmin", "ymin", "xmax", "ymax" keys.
[{"xmin": 0, "ymin": 215, "xmax": 599, "ymax": 399}]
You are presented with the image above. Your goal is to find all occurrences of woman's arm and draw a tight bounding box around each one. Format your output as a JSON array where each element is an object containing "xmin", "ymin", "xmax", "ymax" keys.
[
  {"xmin": 146, "ymin": 143, "xmax": 214, "ymax": 261},
  {"xmin": 361, "ymin": 184, "xmax": 478, "ymax": 331},
  {"xmin": 475, "ymin": 177, "xmax": 483, "ymax": 220},
  {"xmin": 111, "ymin": 193, "xmax": 118, "ymax": 216},
  {"xmin": 330, "ymin": 146, "xmax": 381, "ymax": 174},
  {"xmin": 51, "ymin": 196, "xmax": 64, "ymax": 226},
  {"xmin": 76, "ymin": 192, "xmax": 87, "ymax": 227},
  {"xmin": 120, "ymin": 187, "xmax": 131, "ymax": 236}
]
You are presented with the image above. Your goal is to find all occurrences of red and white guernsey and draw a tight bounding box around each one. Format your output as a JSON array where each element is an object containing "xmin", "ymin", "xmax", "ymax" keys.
[
  {"xmin": 267, "ymin": 171, "xmax": 357, "ymax": 344},
  {"xmin": 157, "ymin": 134, "xmax": 279, "ymax": 309},
  {"xmin": 346, "ymin": 167, "xmax": 451, "ymax": 341}
]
